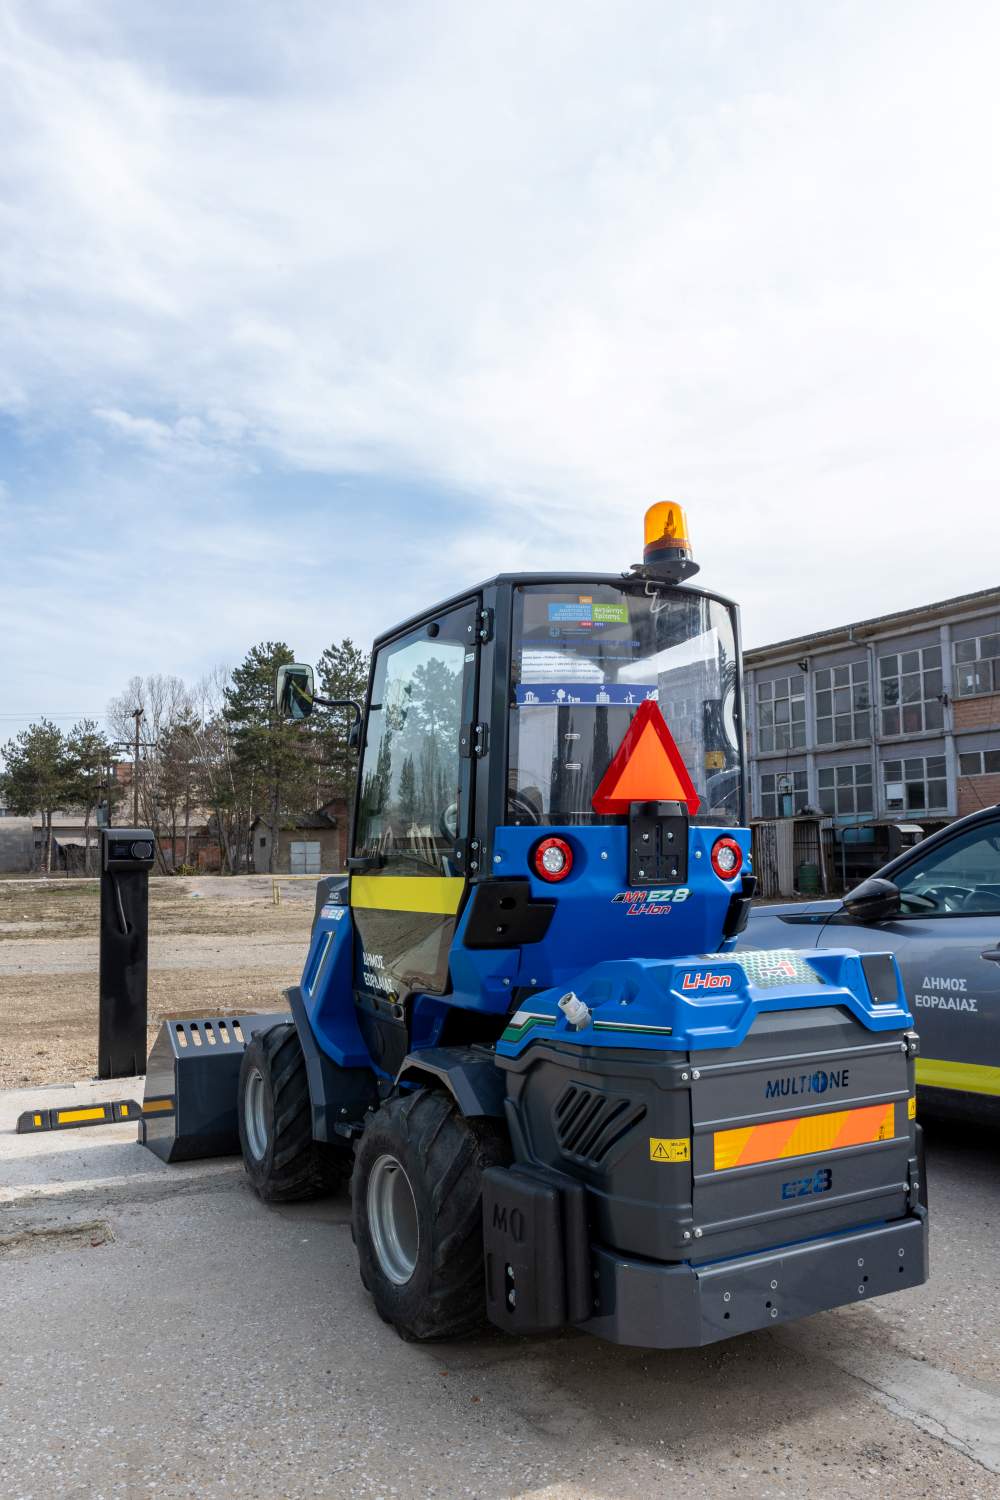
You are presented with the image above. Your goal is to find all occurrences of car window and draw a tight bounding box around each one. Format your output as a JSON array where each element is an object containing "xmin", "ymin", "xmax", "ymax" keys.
[{"xmin": 894, "ymin": 821, "xmax": 1000, "ymax": 915}]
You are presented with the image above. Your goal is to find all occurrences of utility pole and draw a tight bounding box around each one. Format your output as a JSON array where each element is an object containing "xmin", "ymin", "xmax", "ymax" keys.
[{"xmin": 132, "ymin": 707, "xmax": 143, "ymax": 825}]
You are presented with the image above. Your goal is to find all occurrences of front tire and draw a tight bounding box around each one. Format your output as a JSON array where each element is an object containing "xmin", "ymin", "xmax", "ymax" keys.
[
  {"xmin": 238, "ymin": 1023, "xmax": 349, "ymax": 1202},
  {"xmin": 352, "ymin": 1089, "xmax": 510, "ymax": 1340}
]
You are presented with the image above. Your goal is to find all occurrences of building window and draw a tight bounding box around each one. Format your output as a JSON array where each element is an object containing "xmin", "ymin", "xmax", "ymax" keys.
[
  {"xmin": 953, "ymin": 632, "xmax": 1000, "ymax": 697},
  {"xmin": 878, "ymin": 645, "xmax": 943, "ymax": 735},
  {"xmin": 259, "ymin": 836, "xmax": 267, "ymax": 847},
  {"xmin": 817, "ymin": 763, "xmax": 873, "ymax": 817},
  {"xmin": 759, "ymin": 770, "xmax": 807, "ymax": 818},
  {"xmin": 756, "ymin": 674, "xmax": 806, "ymax": 753},
  {"xmin": 882, "ymin": 755, "xmax": 948, "ymax": 812},
  {"xmin": 814, "ymin": 661, "xmax": 870, "ymax": 744},
  {"xmin": 958, "ymin": 749, "xmax": 1000, "ymax": 776}
]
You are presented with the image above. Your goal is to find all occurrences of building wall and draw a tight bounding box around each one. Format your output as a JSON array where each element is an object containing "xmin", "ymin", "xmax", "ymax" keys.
[
  {"xmin": 277, "ymin": 829, "xmax": 342, "ymax": 873},
  {"xmin": 953, "ymin": 692, "xmax": 1000, "ymax": 732},
  {"xmin": 0, "ymin": 817, "xmax": 34, "ymax": 873},
  {"xmin": 252, "ymin": 823, "xmax": 346, "ymax": 874},
  {"xmin": 957, "ymin": 774, "xmax": 1000, "ymax": 817}
]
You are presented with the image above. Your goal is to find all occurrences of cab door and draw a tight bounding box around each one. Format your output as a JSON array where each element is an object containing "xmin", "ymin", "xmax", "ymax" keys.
[
  {"xmin": 823, "ymin": 816, "xmax": 1000, "ymax": 1100},
  {"xmin": 350, "ymin": 599, "xmax": 479, "ymax": 1072}
]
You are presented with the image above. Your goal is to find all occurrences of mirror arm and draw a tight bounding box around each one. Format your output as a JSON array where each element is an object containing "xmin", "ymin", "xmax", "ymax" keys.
[{"xmin": 313, "ymin": 696, "xmax": 362, "ymax": 724}]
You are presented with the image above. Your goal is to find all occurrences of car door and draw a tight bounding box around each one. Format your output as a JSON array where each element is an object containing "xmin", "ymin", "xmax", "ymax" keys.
[
  {"xmin": 349, "ymin": 599, "xmax": 479, "ymax": 1072},
  {"xmin": 820, "ymin": 816, "xmax": 1000, "ymax": 1100}
]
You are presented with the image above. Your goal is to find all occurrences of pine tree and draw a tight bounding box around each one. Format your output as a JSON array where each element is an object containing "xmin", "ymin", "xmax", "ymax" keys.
[
  {"xmin": 224, "ymin": 642, "xmax": 318, "ymax": 872},
  {"xmin": 64, "ymin": 720, "xmax": 119, "ymax": 873},
  {"xmin": 398, "ymin": 753, "xmax": 417, "ymax": 828},
  {"xmin": 316, "ymin": 637, "xmax": 370, "ymax": 806},
  {"xmin": 0, "ymin": 721, "xmax": 70, "ymax": 871}
]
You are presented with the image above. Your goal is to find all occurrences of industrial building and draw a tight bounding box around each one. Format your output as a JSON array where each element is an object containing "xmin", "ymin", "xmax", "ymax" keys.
[{"xmin": 744, "ymin": 585, "xmax": 1000, "ymax": 891}]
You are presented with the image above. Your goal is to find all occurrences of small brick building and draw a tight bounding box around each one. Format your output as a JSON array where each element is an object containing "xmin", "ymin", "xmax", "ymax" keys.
[{"xmin": 251, "ymin": 800, "xmax": 349, "ymax": 875}]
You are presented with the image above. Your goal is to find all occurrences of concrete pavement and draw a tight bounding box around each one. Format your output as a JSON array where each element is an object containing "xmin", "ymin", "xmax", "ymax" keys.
[{"xmin": 1, "ymin": 1079, "xmax": 998, "ymax": 1499}]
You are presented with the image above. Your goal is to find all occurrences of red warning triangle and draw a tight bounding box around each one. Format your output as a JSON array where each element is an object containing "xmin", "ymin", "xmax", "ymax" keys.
[{"xmin": 592, "ymin": 699, "xmax": 701, "ymax": 815}]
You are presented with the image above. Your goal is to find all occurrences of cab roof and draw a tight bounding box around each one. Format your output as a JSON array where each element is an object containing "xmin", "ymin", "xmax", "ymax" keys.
[{"xmin": 372, "ymin": 571, "xmax": 739, "ymax": 650}]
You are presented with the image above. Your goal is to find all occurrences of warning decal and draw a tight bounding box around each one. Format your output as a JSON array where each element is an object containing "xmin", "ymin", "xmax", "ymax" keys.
[
  {"xmin": 713, "ymin": 1101, "xmax": 896, "ymax": 1171},
  {"xmin": 649, "ymin": 1137, "xmax": 691, "ymax": 1163},
  {"xmin": 592, "ymin": 699, "xmax": 701, "ymax": 814}
]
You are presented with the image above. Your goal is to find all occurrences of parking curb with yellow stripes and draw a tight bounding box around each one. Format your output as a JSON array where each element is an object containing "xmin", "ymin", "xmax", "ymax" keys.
[{"xmin": 16, "ymin": 1098, "xmax": 142, "ymax": 1135}]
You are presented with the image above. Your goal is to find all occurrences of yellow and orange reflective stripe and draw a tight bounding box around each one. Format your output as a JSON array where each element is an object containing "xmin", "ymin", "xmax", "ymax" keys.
[{"xmin": 713, "ymin": 1101, "xmax": 895, "ymax": 1172}]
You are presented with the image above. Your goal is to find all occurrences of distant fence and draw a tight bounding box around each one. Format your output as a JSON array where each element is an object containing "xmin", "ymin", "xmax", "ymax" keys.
[{"xmin": 750, "ymin": 819, "xmax": 828, "ymax": 899}]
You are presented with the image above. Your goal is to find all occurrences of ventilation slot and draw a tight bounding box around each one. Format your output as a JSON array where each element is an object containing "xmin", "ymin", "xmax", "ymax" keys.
[
  {"xmin": 173, "ymin": 1018, "xmax": 244, "ymax": 1054},
  {"xmin": 553, "ymin": 1085, "xmax": 646, "ymax": 1165}
]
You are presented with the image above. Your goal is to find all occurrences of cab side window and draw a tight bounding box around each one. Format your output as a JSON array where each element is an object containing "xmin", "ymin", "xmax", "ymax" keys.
[
  {"xmin": 355, "ymin": 630, "xmax": 467, "ymax": 874},
  {"xmin": 894, "ymin": 821, "xmax": 1000, "ymax": 915}
]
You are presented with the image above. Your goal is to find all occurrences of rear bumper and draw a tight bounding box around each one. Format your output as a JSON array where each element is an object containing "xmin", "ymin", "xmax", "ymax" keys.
[
  {"xmin": 582, "ymin": 1209, "xmax": 928, "ymax": 1347},
  {"xmin": 482, "ymin": 1163, "xmax": 928, "ymax": 1347}
]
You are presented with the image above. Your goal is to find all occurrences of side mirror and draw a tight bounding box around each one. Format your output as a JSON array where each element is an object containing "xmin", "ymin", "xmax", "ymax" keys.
[
  {"xmin": 348, "ymin": 720, "xmax": 361, "ymax": 750},
  {"xmin": 842, "ymin": 876, "xmax": 901, "ymax": 923},
  {"xmin": 276, "ymin": 663, "xmax": 315, "ymax": 720}
]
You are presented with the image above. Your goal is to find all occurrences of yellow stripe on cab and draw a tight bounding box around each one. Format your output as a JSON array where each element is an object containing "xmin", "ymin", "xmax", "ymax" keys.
[{"xmin": 350, "ymin": 875, "xmax": 465, "ymax": 916}]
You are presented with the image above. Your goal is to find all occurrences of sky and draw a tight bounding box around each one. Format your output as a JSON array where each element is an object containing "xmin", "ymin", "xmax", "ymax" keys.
[{"xmin": 1, "ymin": 0, "xmax": 998, "ymax": 750}]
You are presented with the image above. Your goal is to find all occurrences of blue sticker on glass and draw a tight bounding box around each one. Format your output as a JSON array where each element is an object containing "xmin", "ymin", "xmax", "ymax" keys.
[
  {"xmin": 516, "ymin": 684, "xmax": 658, "ymax": 707},
  {"xmin": 548, "ymin": 603, "xmax": 592, "ymax": 622}
]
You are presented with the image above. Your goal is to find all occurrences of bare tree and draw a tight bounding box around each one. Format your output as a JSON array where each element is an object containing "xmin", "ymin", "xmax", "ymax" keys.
[
  {"xmin": 107, "ymin": 675, "xmax": 196, "ymax": 870},
  {"xmin": 190, "ymin": 667, "xmax": 251, "ymax": 874}
]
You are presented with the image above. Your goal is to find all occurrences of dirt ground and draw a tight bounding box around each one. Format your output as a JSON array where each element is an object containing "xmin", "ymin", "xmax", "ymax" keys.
[{"xmin": 0, "ymin": 875, "xmax": 318, "ymax": 1088}]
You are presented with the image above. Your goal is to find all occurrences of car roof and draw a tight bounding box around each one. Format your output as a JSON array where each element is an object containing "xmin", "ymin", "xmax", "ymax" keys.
[{"xmin": 876, "ymin": 802, "xmax": 1000, "ymax": 883}]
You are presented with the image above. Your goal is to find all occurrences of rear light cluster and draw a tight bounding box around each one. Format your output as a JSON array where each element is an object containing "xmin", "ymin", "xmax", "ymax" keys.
[
  {"xmin": 533, "ymin": 837, "xmax": 574, "ymax": 882},
  {"xmin": 710, "ymin": 836, "xmax": 743, "ymax": 882}
]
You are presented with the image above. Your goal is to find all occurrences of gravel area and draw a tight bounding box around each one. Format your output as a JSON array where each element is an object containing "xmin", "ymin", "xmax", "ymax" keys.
[{"xmin": 0, "ymin": 876, "xmax": 317, "ymax": 1088}]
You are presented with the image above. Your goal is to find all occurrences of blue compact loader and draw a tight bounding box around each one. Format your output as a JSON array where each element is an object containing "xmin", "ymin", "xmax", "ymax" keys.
[{"xmin": 143, "ymin": 504, "xmax": 928, "ymax": 1345}]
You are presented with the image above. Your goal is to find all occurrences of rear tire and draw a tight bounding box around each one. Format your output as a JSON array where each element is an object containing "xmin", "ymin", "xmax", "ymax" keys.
[
  {"xmin": 352, "ymin": 1089, "xmax": 510, "ymax": 1340},
  {"xmin": 238, "ymin": 1023, "xmax": 350, "ymax": 1202}
]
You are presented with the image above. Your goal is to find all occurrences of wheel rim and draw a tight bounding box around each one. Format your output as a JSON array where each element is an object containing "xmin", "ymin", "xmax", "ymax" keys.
[
  {"xmin": 244, "ymin": 1067, "xmax": 269, "ymax": 1161},
  {"xmin": 367, "ymin": 1153, "xmax": 420, "ymax": 1285}
]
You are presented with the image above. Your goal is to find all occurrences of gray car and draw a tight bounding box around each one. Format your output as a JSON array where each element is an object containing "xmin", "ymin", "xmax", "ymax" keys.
[{"xmin": 742, "ymin": 804, "xmax": 1000, "ymax": 1119}]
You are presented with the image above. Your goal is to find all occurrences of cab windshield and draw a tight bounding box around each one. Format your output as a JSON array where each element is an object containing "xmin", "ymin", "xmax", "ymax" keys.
[{"xmin": 508, "ymin": 583, "xmax": 743, "ymax": 826}]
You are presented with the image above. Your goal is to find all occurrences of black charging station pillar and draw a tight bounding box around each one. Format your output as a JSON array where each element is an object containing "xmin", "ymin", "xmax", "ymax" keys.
[{"xmin": 98, "ymin": 828, "xmax": 156, "ymax": 1079}]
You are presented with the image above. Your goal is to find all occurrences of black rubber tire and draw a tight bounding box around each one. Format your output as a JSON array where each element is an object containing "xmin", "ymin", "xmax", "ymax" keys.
[
  {"xmin": 238, "ymin": 1023, "xmax": 350, "ymax": 1203},
  {"xmin": 352, "ymin": 1089, "xmax": 510, "ymax": 1341}
]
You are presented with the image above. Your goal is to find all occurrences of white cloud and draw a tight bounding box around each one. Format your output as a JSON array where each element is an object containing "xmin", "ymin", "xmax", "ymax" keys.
[{"xmin": 0, "ymin": 0, "xmax": 998, "ymax": 679}]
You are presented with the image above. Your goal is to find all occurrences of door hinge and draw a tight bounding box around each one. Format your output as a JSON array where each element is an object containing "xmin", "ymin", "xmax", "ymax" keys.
[
  {"xmin": 451, "ymin": 838, "xmax": 482, "ymax": 875},
  {"xmin": 478, "ymin": 607, "xmax": 494, "ymax": 644},
  {"xmin": 461, "ymin": 722, "xmax": 489, "ymax": 758}
]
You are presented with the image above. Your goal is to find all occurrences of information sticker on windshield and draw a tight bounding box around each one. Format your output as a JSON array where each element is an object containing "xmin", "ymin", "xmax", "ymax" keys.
[
  {"xmin": 516, "ymin": 683, "xmax": 656, "ymax": 707},
  {"xmin": 546, "ymin": 596, "xmax": 629, "ymax": 625}
]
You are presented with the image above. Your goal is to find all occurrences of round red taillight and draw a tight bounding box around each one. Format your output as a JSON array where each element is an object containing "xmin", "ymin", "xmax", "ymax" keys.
[
  {"xmin": 710, "ymin": 836, "xmax": 743, "ymax": 881},
  {"xmin": 532, "ymin": 836, "xmax": 574, "ymax": 882}
]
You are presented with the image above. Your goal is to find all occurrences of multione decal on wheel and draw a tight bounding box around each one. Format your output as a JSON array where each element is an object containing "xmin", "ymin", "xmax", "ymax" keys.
[
  {"xmin": 612, "ymin": 887, "xmax": 689, "ymax": 916},
  {"xmin": 765, "ymin": 1068, "xmax": 850, "ymax": 1100}
]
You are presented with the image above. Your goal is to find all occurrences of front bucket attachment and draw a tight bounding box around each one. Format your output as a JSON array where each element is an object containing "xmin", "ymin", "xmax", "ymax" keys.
[{"xmin": 139, "ymin": 1012, "xmax": 290, "ymax": 1163}]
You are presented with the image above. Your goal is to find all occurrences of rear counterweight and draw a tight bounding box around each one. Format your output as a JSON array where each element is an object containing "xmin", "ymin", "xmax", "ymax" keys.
[
  {"xmin": 484, "ymin": 1001, "xmax": 926, "ymax": 1343},
  {"xmin": 499, "ymin": 1005, "xmax": 919, "ymax": 1264}
]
